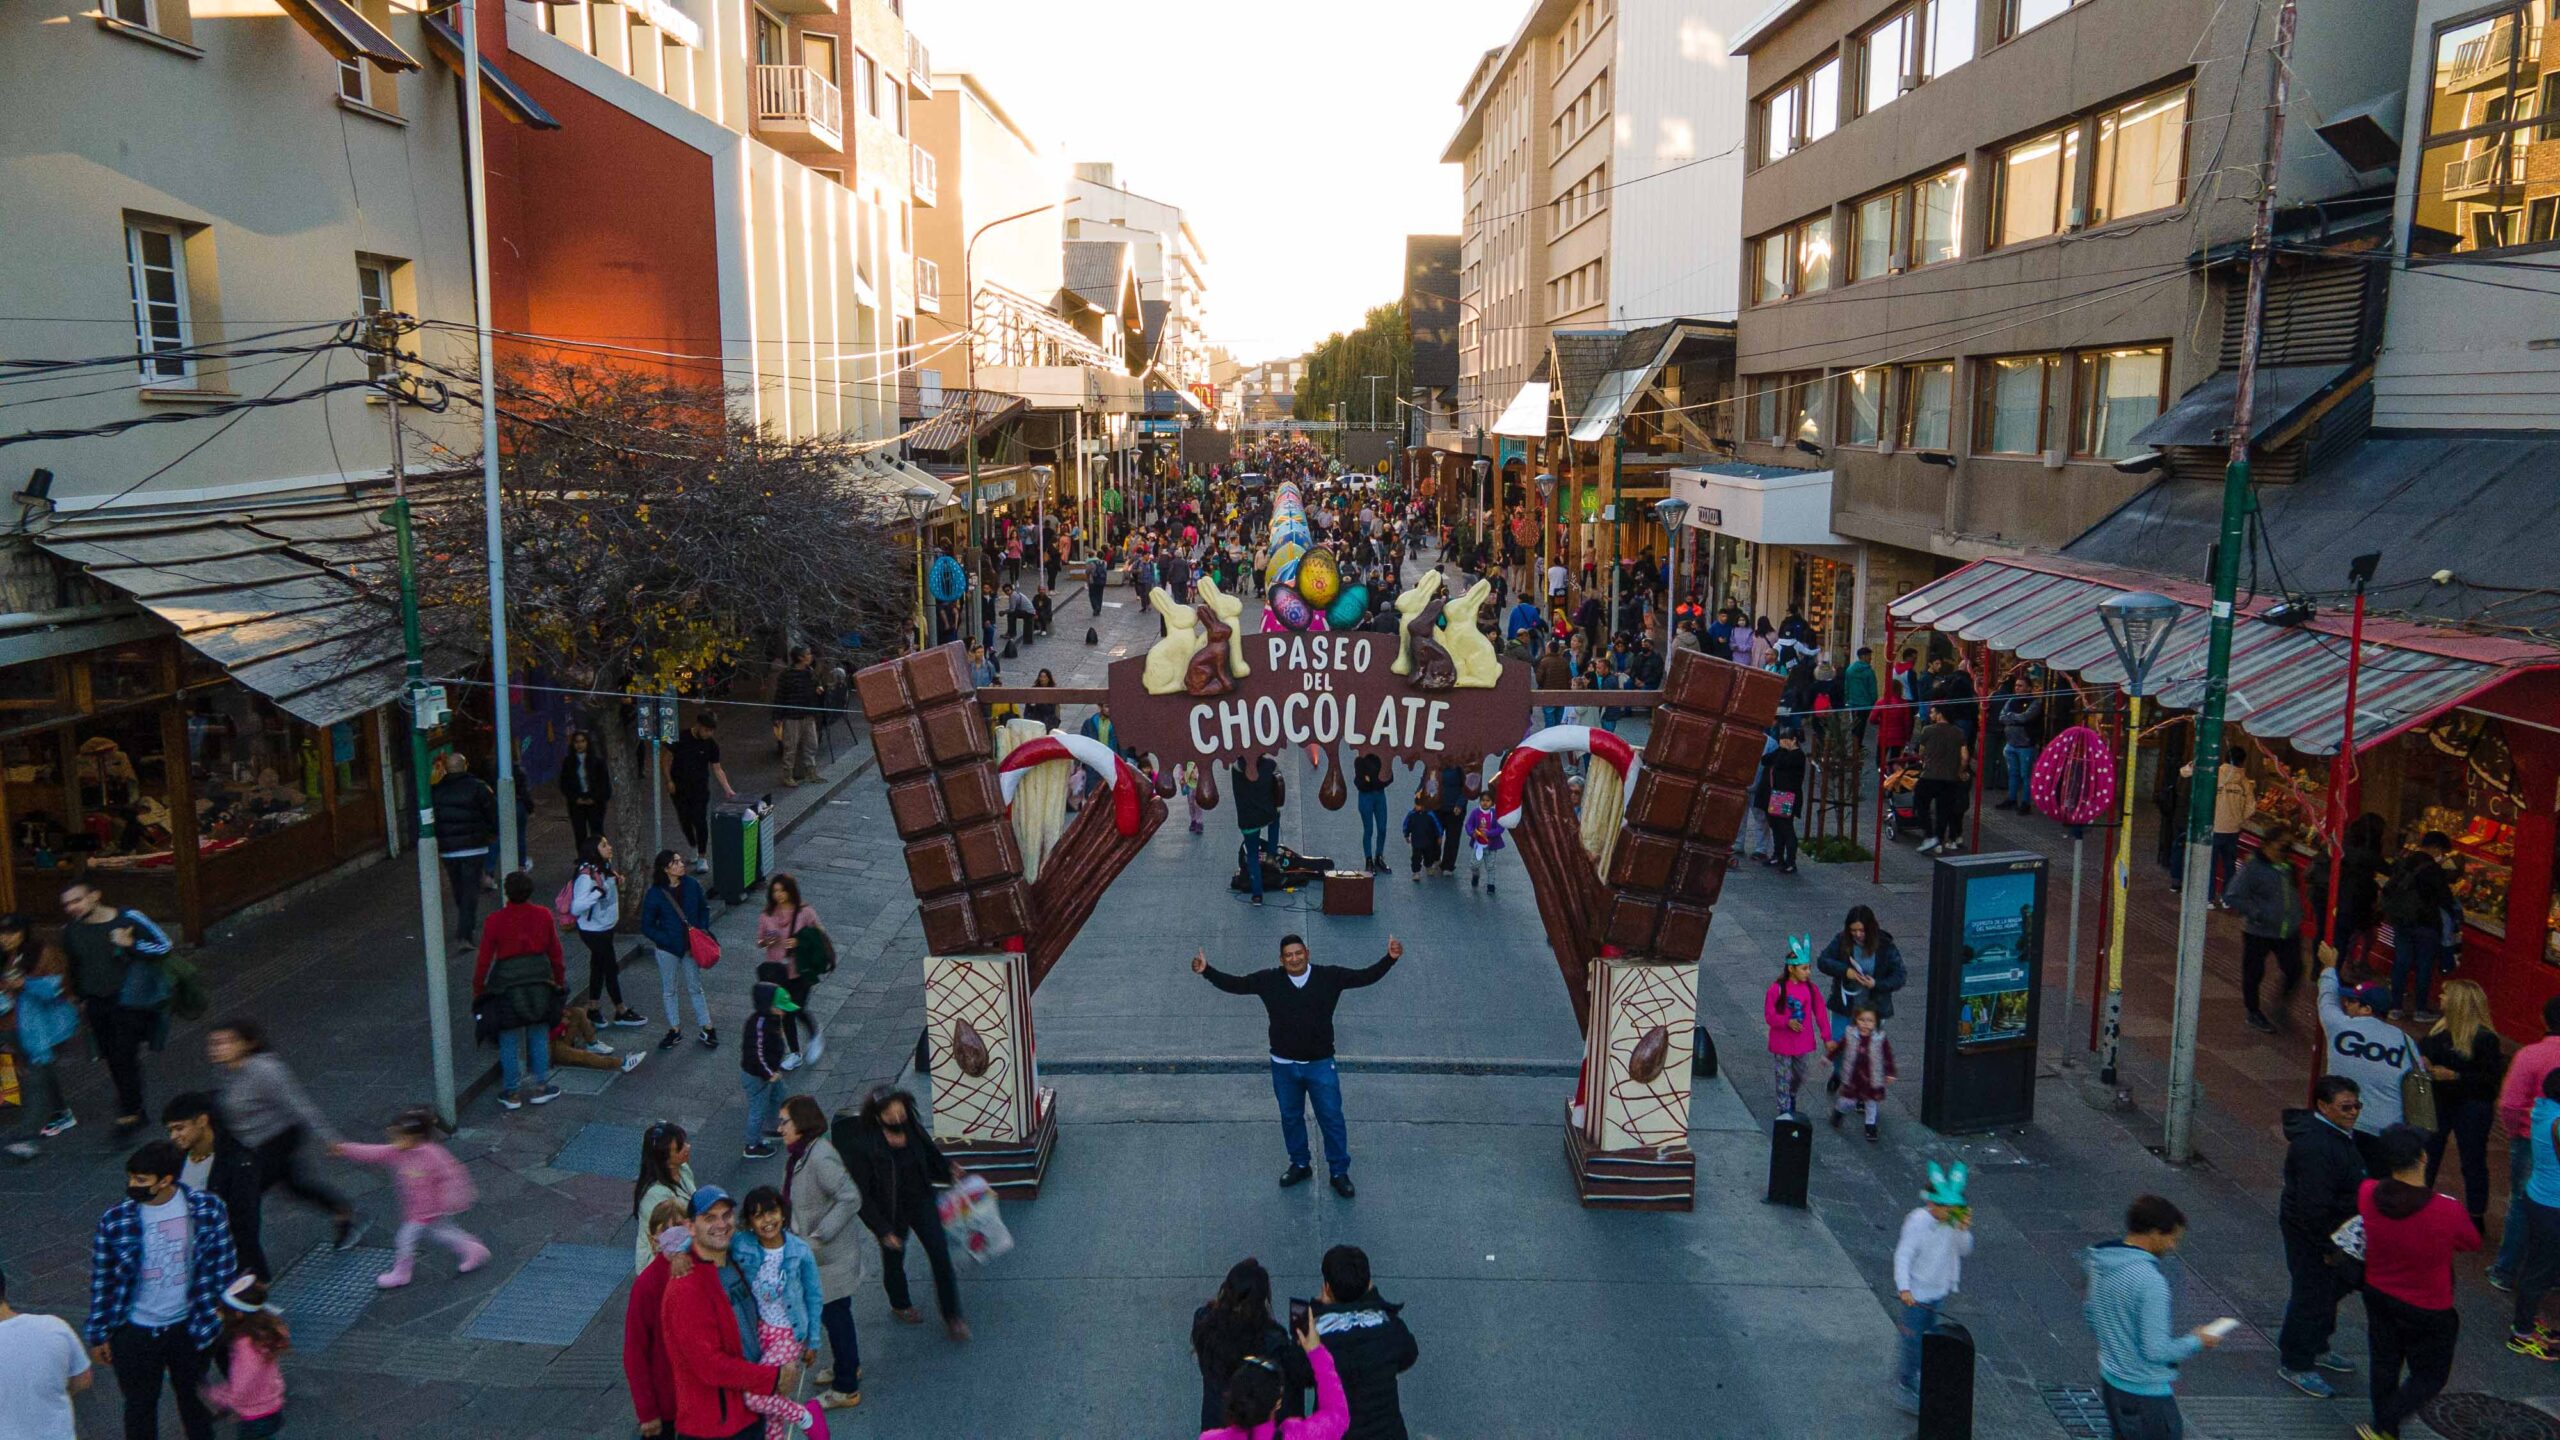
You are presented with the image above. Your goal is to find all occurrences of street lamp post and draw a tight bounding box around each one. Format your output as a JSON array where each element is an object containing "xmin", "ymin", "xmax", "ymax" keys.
[
  {"xmin": 1469, "ymin": 457, "xmax": 1491, "ymax": 557},
  {"xmin": 900, "ymin": 484, "xmax": 938, "ymax": 651},
  {"xmin": 1535, "ymin": 471, "xmax": 1557, "ymax": 617},
  {"xmin": 963, "ymin": 198, "xmax": 1075, "ymax": 646},
  {"xmin": 1654, "ymin": 496, "xmax": 1690, "ymax": 643},
  {"xmin": 457, "ymin": 0, "xmax": 521, "ymax": 875},
  {"xmin": 2093, "ymin": 591, "xmax": 2183, "ymax": 1098}
]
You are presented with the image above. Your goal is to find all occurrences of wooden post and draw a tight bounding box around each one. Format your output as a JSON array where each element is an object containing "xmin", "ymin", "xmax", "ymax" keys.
[{"xmin": 160, "ymin": 697, "xmax": 203, "ymax": 943}]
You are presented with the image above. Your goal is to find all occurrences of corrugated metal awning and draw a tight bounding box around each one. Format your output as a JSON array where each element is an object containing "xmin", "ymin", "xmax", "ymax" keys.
[
  {"xmin": 1488, "ymin": 381, "xmax": 1550, "ymax": 439},
  {"xmin": 1888, "ymin": 557, "xmax": 2559, "ymax": 756},
  {"xmin": 278, "ymin": 0, "xmax": 419, "ymax": 69},
  {"xmin": 908, "ymin": 390, "xmax": 1028, "ymax": 454},
  {"xmin": 33, "ymin": 499, "xmax": 458, "ymax": 729}
]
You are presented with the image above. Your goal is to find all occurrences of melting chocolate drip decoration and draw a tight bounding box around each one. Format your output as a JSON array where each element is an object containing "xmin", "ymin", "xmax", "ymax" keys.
[
  {"xmin": 951, "ymin": 1019, "xmax": 992, "ymax": 1077},
  {"xmin": 1317, "ymin": 742, "xmax": 1348, "ymax": 810}
]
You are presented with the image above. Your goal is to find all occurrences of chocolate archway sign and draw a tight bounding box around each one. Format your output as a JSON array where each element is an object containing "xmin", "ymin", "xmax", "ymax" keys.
[{"xmin": 855, "ymin": 635, "xmax": 1779, "ymax": 1209}]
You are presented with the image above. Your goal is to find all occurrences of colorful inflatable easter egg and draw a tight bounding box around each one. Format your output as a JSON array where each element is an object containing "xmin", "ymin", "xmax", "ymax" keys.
[
  {"xmin": 1296, "ymin": 548, "xmax": 1341, "ymax": 607},
  {"xmin": 1265, "ymin": 540, "xmax": 1304, "ymax": 588},
  {"xmin": 1268, "ymin": 584, "xmax": 1314, "ymax": 631},
  {"xmin": 1325, "ymin": 584, "xmax": 1370, "ymax": 629}
]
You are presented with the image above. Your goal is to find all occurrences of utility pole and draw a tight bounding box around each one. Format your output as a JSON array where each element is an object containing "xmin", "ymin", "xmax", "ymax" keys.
[
  {"xmin": 2164, "ymin": 0, "xmax": 2297, "ymax": 1166},
  {"xmin": 458, "ymin": 0, "xmax": 520, "ymax": 874},
  {"xmin": 377, "ymin": 324, "xmax": 457, "ymax": 1128}
]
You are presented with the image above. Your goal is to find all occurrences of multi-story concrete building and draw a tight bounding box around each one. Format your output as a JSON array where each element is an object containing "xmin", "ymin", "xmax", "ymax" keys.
[
  {"xmin": 1441, "ymin": 0, "xmax": 1758, "ymax": 459},
  {"xmin": 0, "ymin": 0, "xmax": 497, "ymax": 934},
  {"xmin": 1067, "ymin": 163, "xmax": 1214, "ymax": 396},
  {"xmin": 485, "ymin": 0, "xmax": 924, "ymax": 447},
  {"xmin": 2377, "ymin": 0, "xmax": 2560, "ymax": 427},
  {"xmin": 1727, "ymin": 0, "xmax": 2416, "ymax": 652}
]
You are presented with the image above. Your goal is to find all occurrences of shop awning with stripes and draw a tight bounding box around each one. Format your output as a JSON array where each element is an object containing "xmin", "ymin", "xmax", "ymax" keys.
[{"xmin": 1888, "ymin": 557, "xmax": 2560, "ymax": 756}]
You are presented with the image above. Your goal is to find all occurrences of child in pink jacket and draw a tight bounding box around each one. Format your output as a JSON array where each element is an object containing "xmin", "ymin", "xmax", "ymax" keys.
[
  {"xmin": 1765, "ymin": 936, "xmax": 1825, "ymax": 1120},
  {"xmin": 332, "ymin": 1106, "xmax": 489, "ymax": 1288},
  {"xmin": 203, "ymin": 1276, "xmax": 289, "ymax": 1436}
]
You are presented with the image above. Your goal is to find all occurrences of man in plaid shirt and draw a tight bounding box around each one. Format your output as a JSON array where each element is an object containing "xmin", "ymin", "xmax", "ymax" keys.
[{"xmin": 86, "ymin": 1138, "xmax": 236, "ymax": 1440}]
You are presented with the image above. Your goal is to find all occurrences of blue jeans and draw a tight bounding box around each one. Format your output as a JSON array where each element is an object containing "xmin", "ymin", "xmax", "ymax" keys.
[
  {"xmin": 2003, "ymin": 744, "xmax": 2035, "ymax": 808},
  {"xmin": 2390, "ymin": 924, "xmax": 2442, "ymax": 1014},
  {"xmin": 2495, "ymin": 1135, "xmax": 2536, "ymax": 1281},
  {"xmin": 495, "ymin": 1024, "xmax": 551, "ymax": 1095},
  {"xmin": 741, "ymin": 1070, "xmax": 781, "ymax": 1149},
  {"xmin": 1240, "ymin": 825, "xmax": 1276, "ymax": 898},
  {"xmin": 1270, "ymin": 1058, "xmax": 1350, "ymax": 1177},
  {"xmin": 2209, "ymin": 832, "xmax": 2241, "ymax": 902},
  {"xmin": 819, "ymin": 1295, "xmax": 861, "ymax": 1392},
  {"xmin": 1357, "ymin": 790, "xmax": 1387, "ymax": 861},
  {"xmin": 1895, "ymin": 1297, "xmax": 1939, "ymax": 1403}
]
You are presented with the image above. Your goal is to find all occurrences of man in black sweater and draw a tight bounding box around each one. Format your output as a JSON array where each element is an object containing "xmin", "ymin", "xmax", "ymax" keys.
[
  {"xmin": 1192, "ymin": 933, "xmax": 1404, "ymax": 1197},
  {"xmin": 2275, "ymin": 1074, "xmax": 2366, "ymax": 1397}
]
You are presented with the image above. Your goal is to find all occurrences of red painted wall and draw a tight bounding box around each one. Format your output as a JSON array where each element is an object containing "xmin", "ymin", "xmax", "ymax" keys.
[{"xmin": 474, "ymin": 8, "xmax": 724, "ymax": 389}]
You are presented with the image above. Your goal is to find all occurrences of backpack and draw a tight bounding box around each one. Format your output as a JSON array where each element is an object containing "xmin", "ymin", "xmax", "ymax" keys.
[
  {"xmin": 553, "ymin": 880, "xmax": 579, "ymax": 930},
  {"xmin": 792, "ymin": 923, "xmax": 837, "ymax": 979},
  {"xmin": 2379, "ymin": 856, "xmax": 2433, "ymax": 928}
]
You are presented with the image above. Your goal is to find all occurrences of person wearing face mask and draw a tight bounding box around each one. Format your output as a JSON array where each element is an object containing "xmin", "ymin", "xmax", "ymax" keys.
[{"xmin": 84, "ymin": 1139, "xmax": 238, "ymax": 1440}]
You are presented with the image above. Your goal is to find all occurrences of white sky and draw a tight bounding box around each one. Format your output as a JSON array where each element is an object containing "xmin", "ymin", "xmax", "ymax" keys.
[{"xmin": 930, "ymin": 0, "xmax": 1523, "ymax": 363}]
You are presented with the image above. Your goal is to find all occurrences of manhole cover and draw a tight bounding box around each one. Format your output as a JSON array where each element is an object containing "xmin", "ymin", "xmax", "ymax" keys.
[
  {"xmin": 2039, "ymin": 1384, "xmax": 2108, "ymax": 1438},
  {"xmin": 2423, "ymin": 1393, "xmax": 2560, "ymax": 1440}
]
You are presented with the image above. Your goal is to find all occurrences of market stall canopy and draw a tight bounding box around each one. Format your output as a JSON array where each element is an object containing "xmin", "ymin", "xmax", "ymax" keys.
[
  {"xmin": 33, "ymin": 497, "xmax": 470, "ymax": 729},
  {"xmin": 1888, "ymin": 556, "xmax": 2560, "ymax": 757},
  {"xmin": 1488, "ymin": 381, "xmax": 1552, "ymax": 439}
]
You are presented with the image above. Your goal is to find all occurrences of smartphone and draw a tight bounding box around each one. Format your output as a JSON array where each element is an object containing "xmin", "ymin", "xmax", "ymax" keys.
[
  {"xmin": 2200, "ymin": 1317, "xmax": 2240, "ymax": 1340},
  {"xmin": 1288, "ymin": 1299, "xmax": 1312, "ymax": 1334}
]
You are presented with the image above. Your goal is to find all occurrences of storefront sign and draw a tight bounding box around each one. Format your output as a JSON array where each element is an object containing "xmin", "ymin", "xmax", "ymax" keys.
[
  {"xmin": 1107, "ymin": 633, "xmax": 1531, "ymax": 766},
  {"xmin": 1688, "ymin": 506, "xmax": 1723, "ymax": 529}
]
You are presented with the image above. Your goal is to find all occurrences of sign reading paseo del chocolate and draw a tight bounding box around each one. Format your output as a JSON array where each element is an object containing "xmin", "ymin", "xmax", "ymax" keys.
[{"xmin": 1103, "ymin": 573, "xmax": 1532, "ymax": 766}]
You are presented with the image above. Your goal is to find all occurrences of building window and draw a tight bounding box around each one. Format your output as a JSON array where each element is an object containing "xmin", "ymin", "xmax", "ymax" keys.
[
  {"xmin": 1554, "ymin": 164, "xmax": 1609, "ymax": 233},
  {"xmin": 1757, "ymin": 54, "xmax": 1839, "ymax": 164},
  {"xmin": 852, "ymin": 50, "xmax": 876, "ymax": 118},
  {"xmin": 2090, "ymin": 86, "xmax": 2190, "ymax": 225},
  {"xmin": 915, "ymin": 256, "xmax": 942, "ymax": 311},
  {"xmin": 1746, "ymin": 372, "xmax": 1823, "ymax": 443},
  {"xmin": 1973, "ymin": 353, "xmax": 2064, "ymax": 454},
  {"xmin": 1851, "ymin": 190, "xmax": 1903, "ymax": 280},
  {"xmin": 1840, "ymin": 368, "xmax": 1885, "ymax": 445},
  {"xmin": 1912, "ymin": 166, "xmax": 1965, "ymax": 265},
  {"xmin": 1897, "ymin": 361, "xmax": 1955, "ymax": 450},
  {"xmin": 356, "ymin": 256, "xmax": 398, "ymax": 378},
  {"xmin": 1752, "ymin": 214, "xmax": 1833, "ymax": 302},
  {"xmin": 2004, "ymin": 0, "xmax": 2087, "ymax": 38},
  {"xmin": 2416, "ymin": 4, "xmax": 2560, "ymax": 255},
  {"xmin": 753, "ymin": 9, "xmax": 787, "ymax": 67},
  {"xmin": 2072, "ymin": 346, "xmax": 2168, "ymax": 458},
  {"xmin": 338, "ymin": 55, "xmax": 369, "ymax": 104},
  {"xmin": 124, "ymin": 221, "xmax": 192, "ymax": 383},
  {"xmin": 1856, "ymin": 0, "xmax": 1971, "ymax": 118},
  {"xmin": 1993, "ymin": 127, "xmax": 2080, "ymax": 247}
]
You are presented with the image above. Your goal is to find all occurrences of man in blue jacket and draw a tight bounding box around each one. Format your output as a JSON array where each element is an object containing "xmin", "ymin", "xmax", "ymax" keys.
[
  {"xmin": 2085, "ymin": 1194, "xmax": 2222, "ymax": 1439},
  {"xmin": 87, "ymin": 1138, "xmax": 237, "ymax": 1440}
]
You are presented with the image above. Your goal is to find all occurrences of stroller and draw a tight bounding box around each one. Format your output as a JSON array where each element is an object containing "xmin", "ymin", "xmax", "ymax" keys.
[{"xmin": 1880, "ymin": 755, "xmax": 1925, "ymax": 842}]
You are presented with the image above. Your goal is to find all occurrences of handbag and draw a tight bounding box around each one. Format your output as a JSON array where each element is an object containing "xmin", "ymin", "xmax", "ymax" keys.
[
  {"xmin": 2329, "ymin": 1212, "xmax": 2367, "ymax": 1287},
  {"xmin": 1769, "ymin": 791, "xmax": 1798, "ymax": 818},
  {"xmin": 685, "ymin": 925, "xmax": 721, "ymax": 970},
  {"xmin": 2400, "ymin": 1066, "xmax": 2439, "ymax": 1134}
]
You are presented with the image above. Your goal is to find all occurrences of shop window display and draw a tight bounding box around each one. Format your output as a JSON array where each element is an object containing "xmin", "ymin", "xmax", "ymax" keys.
[
  {"xmin": 2394, "ymin": 715, "xmax": 2520, "ymax": 938},
  {"xmin": 66, "ymin": 711, "xmax": 173, "ymax": 873},
  {"xmin": 184, "ymin": 691, "xmax": 325, "ymax": 850}
]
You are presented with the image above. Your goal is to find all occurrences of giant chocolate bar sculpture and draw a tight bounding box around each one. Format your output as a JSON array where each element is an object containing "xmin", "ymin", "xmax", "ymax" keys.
[
  {"xmin": 856, "ymin": 642, "xmax": 1167, "ymax": 1196},
  {"xmin": 1512, "ymin": 649, "xmax": 1781, "ymax": 1208}
]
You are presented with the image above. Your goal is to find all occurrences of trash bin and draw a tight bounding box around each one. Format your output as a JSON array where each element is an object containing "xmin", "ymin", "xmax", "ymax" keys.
[{"xmin": 711, "ymin": 799, "xmax": 772, "ymax": 904}]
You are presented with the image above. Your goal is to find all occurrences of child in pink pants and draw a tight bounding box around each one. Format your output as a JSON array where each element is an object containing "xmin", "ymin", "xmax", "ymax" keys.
[{"xmin": 333, "ymin": 1106, "xmax": 490, "ymax": 1288}]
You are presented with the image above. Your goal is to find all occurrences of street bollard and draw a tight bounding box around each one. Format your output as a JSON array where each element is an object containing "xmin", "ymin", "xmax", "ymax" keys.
[
  {"xmin": 1918, "ymin": 1318, "xmax": 1976, "ymax": 1439},
  {"xmin": 1765, "ymin": 1116, "xmax": 1810, "ymax": 1207},
  {"xmin": 1692, "ymin": 1025, "xmax": 1718, "ymax": 1080}
]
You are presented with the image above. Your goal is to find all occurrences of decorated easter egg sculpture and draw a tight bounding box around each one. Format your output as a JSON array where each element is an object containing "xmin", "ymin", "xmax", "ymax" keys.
[
  {"xmin": 1296, "ymin": 547, "xmax": 1341, "ymax": 608},
  {"xmin": 1267, "ymin": 583, "xmax": 1315, "ymax": 631},
  {"xmin": 1325, "ymin": 584, "xmax": 1369, "ymax": 630}
]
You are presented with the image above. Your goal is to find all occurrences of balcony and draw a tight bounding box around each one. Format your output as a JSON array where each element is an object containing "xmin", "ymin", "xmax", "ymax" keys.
[
  {"xmin": 911, "ymin": 141, "xmax": 938, "ymax": 206},
  {"xmin": 2447, "ymin": 23, "xmax": 2539, "ymax": 91},
  {"xmin": 762, "ymin": 0, "xmax": 835, "ymax": 15},
  {"xmin": 2441, "ymin": 143, "xmax": 2522, "ymax": 199},
  {"xmin": 753, "ymin": 63, "xmax": 842, "ymax": 154},
  {"xmin": 907, "ymin": 33, "xmax": 932, "ymax": 95}
]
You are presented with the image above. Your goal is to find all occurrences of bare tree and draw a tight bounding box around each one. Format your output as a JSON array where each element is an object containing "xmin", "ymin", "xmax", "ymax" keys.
[{"xmin": 405, "ymin": 358, "xmax": 909, "ymax": 909}]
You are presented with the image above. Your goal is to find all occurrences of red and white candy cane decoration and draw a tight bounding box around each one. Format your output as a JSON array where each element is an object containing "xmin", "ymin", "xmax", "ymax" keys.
[
  {"xmin": 1492, "ymin": 725, "xmax": 1638, "ymax": 830},
  {"xmin": 996, "ymin": 733, "xmax": 1146, "ymax": 837}
]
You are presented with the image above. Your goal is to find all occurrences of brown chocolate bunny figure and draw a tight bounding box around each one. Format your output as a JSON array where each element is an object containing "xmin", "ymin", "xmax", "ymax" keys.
[{"xmin": 1407, "ymin": 593, "xmax": 1457, "ymax": 691}]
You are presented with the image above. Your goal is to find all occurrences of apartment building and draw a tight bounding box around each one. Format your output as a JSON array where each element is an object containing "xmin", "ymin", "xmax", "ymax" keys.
[
  {"xmin": 1728, "ymin": 0, "xmax": 2416, "ymax": 651},
  {"xmin": 0, "ymin": 1, "xmax": 498, "ymax": 933},
  {"xmin": 485, "ymin": 0, "xmax": 924, "ymax": 444},
  {"xmin": 1442, "ymin": 0, "xmax": 1759, "ymax": 456},
  {"xmin": 2376, "ymin": 0, "xmax": 2560, "ymax": 427},
  {"xmin": 1067, "ymin": 163, "xmax": 1215, "ymax": 396}
]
